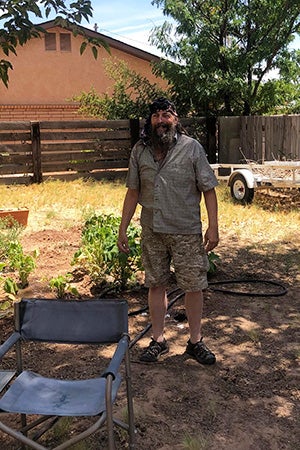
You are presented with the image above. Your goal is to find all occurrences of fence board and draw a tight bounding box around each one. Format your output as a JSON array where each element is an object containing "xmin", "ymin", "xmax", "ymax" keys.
[
  {"xmin": 0, "ymin": 122, "xmax": 31, "ymax": 130},
  {"xmin": 42, "ymin": 169, "xmax": 128, "ymax": 182},
  {"xmin": 0, "ymin": 175, "xmax": 32, "ymax": 185},
  {"xmin": 40, "ymin": 130, "xmax": 130, "ymax": 141},
  {"xmin": 41, "ymin": 160, "xmax": 128, "ymax": 172},
  {"xmin": 0, "ymin": 131, "xmax": 31, "ymax": 142},
  {"xmin": 0, "ymin": 143, "xmax": 32, "ymax": 153},
  {"xmin": 0, "ymin": 154, "xmax": 32, "ymax": 164},
  {"xmin": 40, "ymin": 149, "xmax": 130, "ymax": 162},
  {"xmin": 39, "ymin": 119, "xmax": 130, "ymax": 129},
  {"xmin": 41, "ymin": 141, "xmax": 131, "ymax": 152},
  {"xmin": 0, "ymin": 164, "xmax": 33, "ymax": 174}
]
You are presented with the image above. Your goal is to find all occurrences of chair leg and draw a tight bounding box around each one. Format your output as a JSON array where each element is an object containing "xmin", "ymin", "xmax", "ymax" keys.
[
  {"xmin": 106, "ymin": 375, "xmax": 116, "ymax": 450},
  {"xmin": 125, "ymin": 349, "xmax": 135, "ymax": 449}
]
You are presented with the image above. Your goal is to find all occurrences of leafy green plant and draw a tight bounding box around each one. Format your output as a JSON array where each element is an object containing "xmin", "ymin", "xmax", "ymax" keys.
[
  {"xmin": 0, "ymin": 276, "xmax": 19, "ymax": 317},
  {"xmin": 72, "ymin": 213, "xmax": 142, "ymax": 290},
  {"xmin": 0, "ymin": 218, "xmax": 23, "ymax": 260},
  {"xmin": 49, "ymin": 274, "xmax": 79, "ymax": 298},
  {"xmin": 3, "ymin": 277, "xmax": 19, "ymax": 298},
  {"xmin": 7, "ymin": 242, "xmax": 38, "ymax": 288},
  {"xmin": 0, "ymin": 219, "xmax": 37, "ymax": 288},
  {"xmin": 207, "ymin": 251, "xmax": 220, "ymax": 275},
  {"xmin": 73, "ymin": 57, "xmax": 168, "ymax": 119}
]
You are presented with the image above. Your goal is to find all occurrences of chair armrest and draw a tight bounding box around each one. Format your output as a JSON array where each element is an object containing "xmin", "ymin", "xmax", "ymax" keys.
[
  {"xmin": 101, "ymin": 335, "xmax": 129, "ymax": 380},
  {"xmin": 0, "ymin": 332, "xmax": 21, "ymax": 360},
  {"xmin": 0, "ymin": 370, "xmax": 16, "ymax": 392}
]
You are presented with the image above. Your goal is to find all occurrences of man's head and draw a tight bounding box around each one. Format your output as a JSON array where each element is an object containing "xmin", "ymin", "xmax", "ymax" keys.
[
  {"xmin": 148, "ymin": 97, "xmax": 178, "ymax": 117},
  {"xmin": 143, "ymin": 97, "xmax": 180, "ymax": 149}
]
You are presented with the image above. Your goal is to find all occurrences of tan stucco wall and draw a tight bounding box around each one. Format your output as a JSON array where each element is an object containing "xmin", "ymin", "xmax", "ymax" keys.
[{"xmin": 0, "ymin": 26, "xmax": 166, "ymax": 105}]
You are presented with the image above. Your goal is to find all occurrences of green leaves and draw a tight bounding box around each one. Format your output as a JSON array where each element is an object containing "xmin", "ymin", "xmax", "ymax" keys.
[
  {"xmin": 49, "ymin": 273, "xmax": 79, "ymax": 298},
  {"xmin": 72, "ymin": 213, "xmax": 142, "ymax": 290},
  {"xmin": 5, "ymin": 241, "xmax": 37, "ymax": 288},
  {"xmin": 207, "ymin": 251, "xmax": 220, "ymax": 275},
  {"xmin": 0, "ymin": 217, "xmax": 37, "ymax": 288},
  {"xmin": 151, "ymin": 0, "xmax": 300, "ymax": 116},
  {"xmin": 72, "ymin": 57, "xmax": 168, "ymax": 119},
  {"xmin": 0, "ymin": 0, "xmax": 106, "ymax": 85}
]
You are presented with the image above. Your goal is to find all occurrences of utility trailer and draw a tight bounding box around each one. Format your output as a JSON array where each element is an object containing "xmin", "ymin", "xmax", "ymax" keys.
[{"xmin": 211, "ymin": 161, "xmax": 300, "ymax": 204}]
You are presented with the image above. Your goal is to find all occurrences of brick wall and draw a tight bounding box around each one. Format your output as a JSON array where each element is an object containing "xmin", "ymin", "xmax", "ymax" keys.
[{"xmin": 0, "ymin": 104, "xmax": 91, "ymax": 121}]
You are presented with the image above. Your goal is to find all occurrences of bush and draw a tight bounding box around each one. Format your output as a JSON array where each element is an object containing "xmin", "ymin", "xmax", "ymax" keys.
[{"xmin": 72, "ymin": 213, "xmax": 142, "ymax": 290}]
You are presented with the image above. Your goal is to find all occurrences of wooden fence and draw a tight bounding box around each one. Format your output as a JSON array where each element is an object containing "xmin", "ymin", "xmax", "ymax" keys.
[
  {"xmin": 0, "ymin": 119, "xmax": 138, "ymax": 184},
  {"xmin": 1, "ymin": 115, "xmax": 299, "ymax": 184},
  {"xmin": 0, "ymin": 117, "xmax": 209, "ymax": 184},
  {"xmin": 219, "ymin": 115, "xmax": 300, "ymax": 163},
  {"xmin": 240, "ymin": 115, "xmax": 300, "ymax": 161}
]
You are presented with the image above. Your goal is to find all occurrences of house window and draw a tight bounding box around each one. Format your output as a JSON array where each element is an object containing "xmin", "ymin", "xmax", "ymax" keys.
[
  {"xmin": 45, "ymin": 33, "xmax": 56, "ymax": 51},
  {"xmin": 60, "ymin": 33, "xmax": 71, "ymax": 52}
]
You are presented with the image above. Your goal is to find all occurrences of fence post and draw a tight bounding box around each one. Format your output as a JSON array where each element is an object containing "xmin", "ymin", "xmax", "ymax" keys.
[
  {"xmin": 206, "ymin": 117, "xmax": 217, "ymax": 163},
  {"xmin": 129, "ymin": 118, "xmax": 140, "ymax": 148},
  {"xmin": 30, "ymin": 121, "xmax": 43, "ymax": 183}
]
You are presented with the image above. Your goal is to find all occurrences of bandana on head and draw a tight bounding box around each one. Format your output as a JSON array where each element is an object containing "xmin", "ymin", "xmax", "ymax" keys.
[{"xmin": 149, "ymin": 97, "xmax": 178, "ymax": 117}]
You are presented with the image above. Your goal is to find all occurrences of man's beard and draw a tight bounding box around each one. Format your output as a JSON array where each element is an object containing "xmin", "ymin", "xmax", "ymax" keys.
[{"xmin": 151, "ymin": 123, "xmax": 176, "ymax": 152}]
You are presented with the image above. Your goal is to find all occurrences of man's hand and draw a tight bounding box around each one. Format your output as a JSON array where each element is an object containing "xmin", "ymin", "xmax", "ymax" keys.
[
  {"xmin": 204, "ymin": 227, "xmax": 219, "ymax": 253},
  {"xmin": 117, "ymin": 231, "xmax": 130, "ymax": 254}
]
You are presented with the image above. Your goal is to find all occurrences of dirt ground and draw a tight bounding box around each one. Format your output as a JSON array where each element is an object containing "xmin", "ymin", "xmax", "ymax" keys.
[{"xmin": 0, "ymin": 193, "xmax": 299, "ymax": 450}]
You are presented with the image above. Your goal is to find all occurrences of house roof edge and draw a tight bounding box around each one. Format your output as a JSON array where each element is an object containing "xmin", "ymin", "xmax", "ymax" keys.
[{"xmin": 37, "ymin": 20, "xmax": 162, "ymax": 62}]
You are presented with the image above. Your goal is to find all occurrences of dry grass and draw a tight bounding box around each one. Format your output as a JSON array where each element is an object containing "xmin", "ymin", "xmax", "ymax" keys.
[{"xmin": 0, "ymin": 179, "xmax": 299, "ymax": 247}]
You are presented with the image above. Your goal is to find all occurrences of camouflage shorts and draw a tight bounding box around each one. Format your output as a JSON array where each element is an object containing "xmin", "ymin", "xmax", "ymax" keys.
[{"xmin": 141, "ymin": 225, "xmax": 209, "ymax": 291}]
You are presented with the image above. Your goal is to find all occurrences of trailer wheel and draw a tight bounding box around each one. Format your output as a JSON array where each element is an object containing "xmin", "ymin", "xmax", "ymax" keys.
[{"xmin": 230, "ymin": 174, "xmax": 254, "ymax": 204}]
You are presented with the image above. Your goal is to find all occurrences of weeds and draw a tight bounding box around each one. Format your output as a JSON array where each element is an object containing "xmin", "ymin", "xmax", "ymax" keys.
[
  {"xmin": 181, "ymin": 433, "xmax": 210, "ymax": 450},
  {"xmin": 47, "ymin": 417, "xmax": 89, "ymax": 449},
  {"xmin": 247, "ymin": 328, "xmax": 261, "ymax": 345}
]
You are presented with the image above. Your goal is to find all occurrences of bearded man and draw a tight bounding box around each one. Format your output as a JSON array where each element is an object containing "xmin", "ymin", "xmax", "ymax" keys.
[{"xmin": 118, "ymin": 98, "xmax": 219, "ymax": 365}]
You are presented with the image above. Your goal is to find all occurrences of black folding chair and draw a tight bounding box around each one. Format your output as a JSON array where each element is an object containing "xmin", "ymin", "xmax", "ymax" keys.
[{"xmin": 0, "ymin": 298, "xmax": 135, "ymax": 449}]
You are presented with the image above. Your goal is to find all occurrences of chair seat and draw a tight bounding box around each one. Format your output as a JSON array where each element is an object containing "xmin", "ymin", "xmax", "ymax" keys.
[{"xmin": 0, "ymin": 370, "xmax": 121, "ymax": 416}]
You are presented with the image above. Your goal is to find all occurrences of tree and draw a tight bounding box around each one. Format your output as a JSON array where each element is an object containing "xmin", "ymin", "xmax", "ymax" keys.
[
  {"xmin": 254, "ymin": 49, "xmax": 300, "ymax": 114},
  {"xmin": 0, "ymin": 0, "xmax": 108, "ymax": 86},
  {"xmin": 150, "ymin": 0, "xmax": 300, "ymax": 116},
  {"xmin": 72, "ymin": 57, "xmax": 168, "ymax": 119}
]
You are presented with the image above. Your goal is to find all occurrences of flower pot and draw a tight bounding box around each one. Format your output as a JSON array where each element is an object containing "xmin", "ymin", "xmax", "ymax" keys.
[{"xmin": 0, "ymin": 209, "xmax": 29, "ymax": 227}]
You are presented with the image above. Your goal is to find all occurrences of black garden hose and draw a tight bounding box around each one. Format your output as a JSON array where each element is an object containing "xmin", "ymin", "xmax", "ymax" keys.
[
  {"xmin": 128, "ymin": 287, "xmax": 181, "ymax": 317},
  {"xmin": 129, "ymin": 279, "xmax": 288, "ymax": 318},
  {"xmin": 128, "ymin": 279, "xmax": 288, "ymax": 348},
  {"xmin": 129, "ymin": 289, "xmax": 184, "ymax": 348},
  {"xmin": 208, "ymin": 279, "xmax": 288, "ymax": 297}
]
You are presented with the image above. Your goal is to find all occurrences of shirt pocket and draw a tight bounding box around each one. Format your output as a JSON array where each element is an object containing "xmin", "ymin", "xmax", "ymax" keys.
[{"xmin": 163, "ymin": 163, "xmax": 194, "ymax": 187}]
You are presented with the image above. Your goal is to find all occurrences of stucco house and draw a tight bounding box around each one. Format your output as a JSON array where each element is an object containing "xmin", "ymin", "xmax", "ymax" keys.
[{"xmin": 0, "ymin": 20, "xmax": 166, "ymax": 121}]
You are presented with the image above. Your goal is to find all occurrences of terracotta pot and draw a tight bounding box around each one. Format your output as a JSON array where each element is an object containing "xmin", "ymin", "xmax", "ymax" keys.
[{"xmin": 0, "ymin": 209, "xmax": 29, "ymax": 226}]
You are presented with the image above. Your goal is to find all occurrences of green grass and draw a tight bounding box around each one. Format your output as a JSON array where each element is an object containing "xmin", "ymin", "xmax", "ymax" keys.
[{"xmin": 181, "ymin": 432, "xmax": 210, "ymax": 450}]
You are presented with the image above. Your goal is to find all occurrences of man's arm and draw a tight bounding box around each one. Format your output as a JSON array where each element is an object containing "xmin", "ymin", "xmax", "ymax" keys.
[
  {"xmin": 117, "ymin": 188, "xmax": 139, "ymax": 254},
  {"xmin": 203, "ymin": 188, "xmax": 219, "ymax": 252}
]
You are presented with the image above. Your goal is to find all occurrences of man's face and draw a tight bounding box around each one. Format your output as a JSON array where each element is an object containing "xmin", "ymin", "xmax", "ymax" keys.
[{"xmin": 151, "ymin": 110, "xmax": 178, "ymax": 137}]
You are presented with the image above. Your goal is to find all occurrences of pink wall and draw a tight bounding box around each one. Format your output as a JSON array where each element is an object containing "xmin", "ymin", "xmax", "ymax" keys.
[{"xmin": 0, "ymin": 26, "xmax": 166, "ymax": 106}]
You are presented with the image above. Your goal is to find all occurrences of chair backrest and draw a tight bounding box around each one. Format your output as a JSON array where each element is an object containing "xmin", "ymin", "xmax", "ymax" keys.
[{"xmin": 16, "ymin": 298, "xmax": 128, "ymax": 344}]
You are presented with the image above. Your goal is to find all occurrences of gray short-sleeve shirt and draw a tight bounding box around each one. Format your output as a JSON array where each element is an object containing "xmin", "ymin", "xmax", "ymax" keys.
[{"xmin": 126, "ymin": 134, "xmax": 218, "ymax": 234}]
